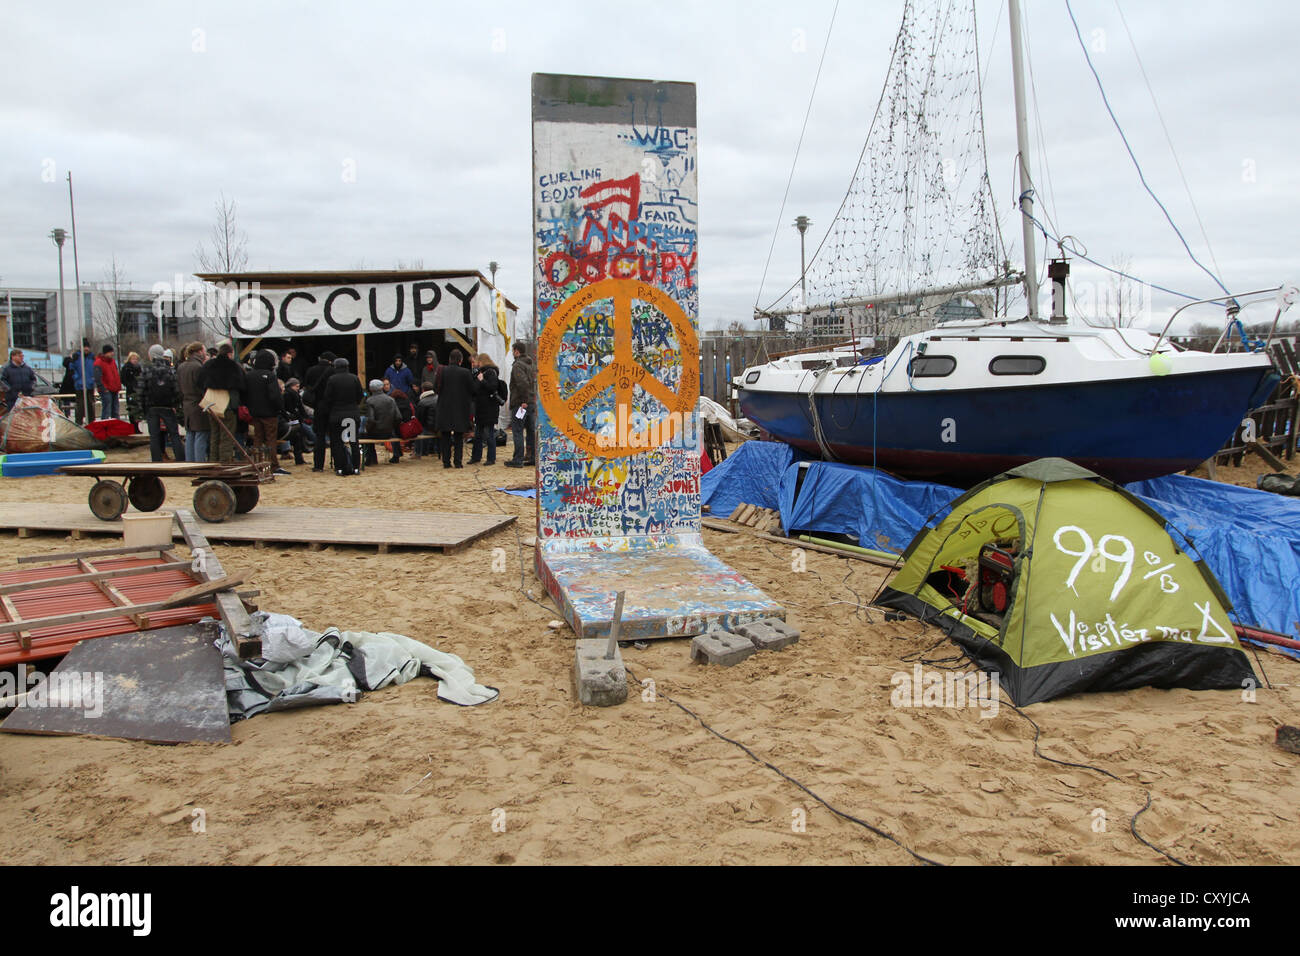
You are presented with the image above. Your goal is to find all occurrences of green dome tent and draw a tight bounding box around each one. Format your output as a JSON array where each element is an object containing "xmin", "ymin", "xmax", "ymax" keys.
[{"xmin": 876, "ymin": 459, "xmax": 1257, "ymax": 705}]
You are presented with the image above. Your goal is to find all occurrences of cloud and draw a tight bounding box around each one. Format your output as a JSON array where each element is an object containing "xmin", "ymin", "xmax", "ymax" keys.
[{"xmin": 1, "ymin": 0, "xmax": 1296, "ymax": 333}]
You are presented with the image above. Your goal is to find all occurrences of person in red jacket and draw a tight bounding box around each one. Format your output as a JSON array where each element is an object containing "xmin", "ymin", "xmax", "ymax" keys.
[{"xmin": 93, "ymin": 345, "xmax": 122, "ymax": 420}]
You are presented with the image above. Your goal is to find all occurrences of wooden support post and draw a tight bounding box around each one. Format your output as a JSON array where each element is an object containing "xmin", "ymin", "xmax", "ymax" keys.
[
  {"xmin": 173, "ymin": 508, "xmax": 260, "ymax": 659},
  {"xmin": 1247, "ymin": 439, "xmax": 1289, "ymax": 472}
]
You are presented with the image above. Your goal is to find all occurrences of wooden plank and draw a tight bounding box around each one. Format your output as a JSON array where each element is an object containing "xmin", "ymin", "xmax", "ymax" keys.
[
  {"xmin": 700, "ymin": 339, "xmax": 715, "ymax": 403},
  {"xmin": 0, "ymin": 579, "xmax": 234, "ymax": 637},
  {"xmin": 1247, "ymin": 439, "xmax": 1289, "ymax": 472},
  {"xmin": 17, "ymin": 544, "xmax": 169, "ymax": 564},
  {"xmin": 0, "ymin": 504, "xmax": 515, "ymax": 552},
  {"xmin": 60, "ymin": 461, "xmax": 256, "ymax": 478},
  {"xmin": 757, "ymin": 531, "xmax": 900, "ymax": 568},
  {"xmin": 93, "ymin": 578, "xmax": 147, "ymax": 629},
  {"xmin": 702, "ymin": 517, "xmax": 742, "ymax": 534},
  {"xmin": 1280, "ymin": 338, "xmax": 1299, "ymax": 377},
  {"xmin": 173, "ymin": 508, "xmax": 258, "ymax": 660},
  {"xmin": 153, "ymin": 575, "xmax": 242, "ymax": 610},
  {"xmin": 0, "ymin": 561, "xmax": 193, "ymax": 597},
  {"xmin": 0, "ymin": 594, "xmax": 31, "ymax": 650},
  {"xmin": 713, "ymin": 341, "xmax": 727, "ymax": 407},
  {"xmin": 80, "ymin": 558, "xmax": 150, "ymax": 628}
]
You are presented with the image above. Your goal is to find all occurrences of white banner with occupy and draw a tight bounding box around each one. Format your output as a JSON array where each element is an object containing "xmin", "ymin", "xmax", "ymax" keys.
[{"xmin": 224, "ymin": 277, "xmax": 495, "ymax": 339}]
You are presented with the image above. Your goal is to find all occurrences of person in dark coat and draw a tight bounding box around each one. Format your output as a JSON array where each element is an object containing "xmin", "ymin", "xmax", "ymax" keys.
[
  {"xmin": 176, "ymin": 342, "xmax": 209, "ymax": 462},
  {"xmin": 505, "ymin": 342, "xmax": 537, "ymax": 467},
  {"xmin": 68, "ymin": 341, "xmax": 96, "ymax": 424},
  {"xmin": 321, "ymin": 357, "xmax": 363, "ymax": 476},
  {"xmin": 246, "ymin": 349, "xmax": 287, "ymax": 474},
  {"xmin": 303, "ymin": 351, "xmax": 335, "ymax": 407},
  {"xmin": 138, "ymin": 344, "xmax": 185, "ymax": 462},
  {"xmin": 277, "ymin": 347, "xmax": 297, "ymax": 383},
  {"xmin": 414, "ymin": 384, "xmax": 439, "ymax": 460},
  {"xmin": 281, "ymin": 378, "xmax": 309, "ymax": 466},
  {"xmin": 0, "ymin": 349, "xmax": 36, "ymax": 411},
  {"xmin": 434, "ymin": 348, "xmax": 474, "ymax": 469},
  {"xmin": 419, "ymin": 351, "xmax": 439, "ymax": 392},
  {"xmin": 308, "ymin": 354, "xmax": 337, "ymax": 472},
  {"xmin": 363, "ymin": 379, "xmax": 401, "ymax": 466},
  {"xmin": 468, "ymin": 353, "xmax": 502, "ymax": 466},
  {"xmin": 196, "ymin": 343, "xmax": 246, "ymax": 463},
  {"xmin": 120, "ymin": 351, "xmax": 143, "ymax": 427}
]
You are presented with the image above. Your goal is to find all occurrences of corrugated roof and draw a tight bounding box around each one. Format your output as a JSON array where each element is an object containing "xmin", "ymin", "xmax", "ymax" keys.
[{"xmin": 0, "ymin": 557, "xmax": 217, "ymax": 667}]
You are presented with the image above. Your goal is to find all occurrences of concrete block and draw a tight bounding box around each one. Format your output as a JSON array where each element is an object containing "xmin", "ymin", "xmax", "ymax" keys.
[
  {"xmin": 689, "ymin": 630, "xmax": 757, "ymax": 667},
  {"xmin": 736, "ymin": 617, "xmax": 801, "ymax": 652},
  {"xmin": 574, "ymin": 639, "xmax": 627, "ymax": 707}
]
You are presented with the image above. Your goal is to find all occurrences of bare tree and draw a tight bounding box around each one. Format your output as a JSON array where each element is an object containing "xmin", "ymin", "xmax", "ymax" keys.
[
  {"xmin": 196, "ymin": 193, "xmax": 249, "ymax": 275},
  {"xmin": 93, "ymin": 255, "xmax": 132, "ymax": 349},
  {"xmin": 195, "ymin": 193, "xmax": 250, "ymax": 341},
  {"xmin": 1106, "ymin": 253, "xmax": 1144, "ymax": 328}
]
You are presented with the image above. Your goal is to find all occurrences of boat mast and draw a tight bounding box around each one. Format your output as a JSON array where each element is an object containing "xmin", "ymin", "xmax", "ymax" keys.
[{"xmin": 1007, "ymin": 0, "xmax": 1039, "ymax": 321}]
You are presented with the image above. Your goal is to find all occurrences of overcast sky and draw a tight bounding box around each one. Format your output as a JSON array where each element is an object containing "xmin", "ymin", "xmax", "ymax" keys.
[{"xmin": 3, "ymin": 0, "xmax": 1297, "ymax": 332}]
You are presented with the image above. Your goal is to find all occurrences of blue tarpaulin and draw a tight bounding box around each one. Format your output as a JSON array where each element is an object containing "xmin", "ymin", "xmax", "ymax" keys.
[
  {"xmin": 778, "ymin": 461, "xmax": 959, "ymax": 555},
  {"xmin": 701, "ymin": 441, "xmax": 1300, "ymax": 640},
  {"xmin": 700, "ymin": 440, "xmax": 799, "ymax": 518}
]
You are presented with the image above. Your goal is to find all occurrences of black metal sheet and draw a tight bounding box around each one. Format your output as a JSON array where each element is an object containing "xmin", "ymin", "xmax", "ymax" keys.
[{"xmin": 1, "ymin": 621, "xmax": 230, "ymax": 744}]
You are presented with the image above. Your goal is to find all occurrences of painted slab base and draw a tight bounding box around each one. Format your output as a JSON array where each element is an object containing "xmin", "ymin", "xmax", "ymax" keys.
[{"xmin": 538, "ymin": 535, "xmax": 784, "ymax": 641}]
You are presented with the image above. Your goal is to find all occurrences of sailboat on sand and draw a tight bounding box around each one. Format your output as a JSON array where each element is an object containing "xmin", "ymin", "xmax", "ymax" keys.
[{"xmin": 739, "ymin": 0, "xmax": 1283, "ymax": 485}]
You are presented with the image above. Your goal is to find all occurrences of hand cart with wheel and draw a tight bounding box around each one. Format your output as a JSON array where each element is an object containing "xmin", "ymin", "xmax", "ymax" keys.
[{"xmin": 59, "ymin": 459, "xmax": 274, "ymax": 523}]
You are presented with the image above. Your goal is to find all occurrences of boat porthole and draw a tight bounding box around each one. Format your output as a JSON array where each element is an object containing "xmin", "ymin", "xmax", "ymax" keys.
[{"xmin": 745, "ymin": 370, "xmax": 761, "ymax": 384}]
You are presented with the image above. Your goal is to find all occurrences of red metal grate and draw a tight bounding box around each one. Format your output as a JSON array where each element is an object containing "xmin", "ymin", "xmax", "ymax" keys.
[{"xmin": 0, "ymin": 556, "xmax": 217, "ymax": 667}]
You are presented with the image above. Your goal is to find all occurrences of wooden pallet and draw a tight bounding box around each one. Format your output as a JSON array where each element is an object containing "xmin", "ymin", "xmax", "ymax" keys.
[
  {"xmin": 726, "ymin": 503, "xmax": 782, "ymax": 534},
  {"xmin": 0, "ymin": 503, "xmax": 514, "ymax": 554}
]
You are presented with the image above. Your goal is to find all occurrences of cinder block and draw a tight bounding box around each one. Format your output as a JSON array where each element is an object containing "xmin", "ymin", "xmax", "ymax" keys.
[
  {"xmin": 736, "ymin": 617, "xmax": 801, "ymax": 652},
  {"xmin": 574, "ymin": 639, "xmax": 627, "ymax": 706},
  {"xmin": 689, "ymin": 630, "xmax": 757, "ymax": 667}
]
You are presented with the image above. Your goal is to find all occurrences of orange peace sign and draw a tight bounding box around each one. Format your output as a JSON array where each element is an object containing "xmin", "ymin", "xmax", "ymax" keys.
[{"xmin": 537, "ymin": 278, "xmax": 699, "ymax": 459}]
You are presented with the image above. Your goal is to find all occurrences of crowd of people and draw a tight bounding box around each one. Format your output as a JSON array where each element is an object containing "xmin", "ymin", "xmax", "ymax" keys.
[{"xmin": 5, "ymin": 338, "xmax": 540, "ymax": 478}]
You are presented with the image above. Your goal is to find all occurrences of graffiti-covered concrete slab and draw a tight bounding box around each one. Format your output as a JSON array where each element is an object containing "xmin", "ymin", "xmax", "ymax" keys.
[{"xmin": 531, "ymin": 72, "xmax": 783, "ymax": 640}]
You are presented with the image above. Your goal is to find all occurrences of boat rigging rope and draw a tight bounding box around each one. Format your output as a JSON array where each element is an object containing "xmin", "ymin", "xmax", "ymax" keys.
[
  {"xmin": 756, "ymin": 5, "xmax": 905, "ymax": 316},
  {"xmin": 1064, "ymin": 0, "xmax": 1232, "ymax": 299},
  {"xmin": 807, "ymin": 362, "xmax": 839, "ymax": 462},
  {"xmin": 753, "ymin": 0, "xmax": 841, "ymax": 314}
]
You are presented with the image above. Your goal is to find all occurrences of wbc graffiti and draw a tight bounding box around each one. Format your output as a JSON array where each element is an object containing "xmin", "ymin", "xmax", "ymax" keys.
[{"xmin": 532, "ymin": 74, "xmax": 701, "ymax": 541}]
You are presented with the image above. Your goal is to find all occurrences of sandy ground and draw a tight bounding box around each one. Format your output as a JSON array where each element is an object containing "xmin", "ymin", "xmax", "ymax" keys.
[{"xmin": 0, "ymin": 440, "xmax": 1295, "ymax": 866}]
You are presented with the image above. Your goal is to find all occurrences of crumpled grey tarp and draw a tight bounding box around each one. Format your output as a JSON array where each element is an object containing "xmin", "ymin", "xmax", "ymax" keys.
[{"xmin": 220, "ymin": 612, "xmax": 499, "ymax": 721}]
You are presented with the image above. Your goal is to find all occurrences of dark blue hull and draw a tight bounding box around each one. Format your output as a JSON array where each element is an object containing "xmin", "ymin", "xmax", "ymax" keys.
[{"xmin": 739, "ymin": 366, "xmax": 1277, "ymax": 485}]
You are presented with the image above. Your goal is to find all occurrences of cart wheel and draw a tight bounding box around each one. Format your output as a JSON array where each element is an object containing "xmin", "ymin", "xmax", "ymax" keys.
[
  {"xmin": 193, "ymin": 480, "xmax": 237, "ymax": 523},
  {"xmin": 126, "ymin": 475, "xmax": 166, "ymax": 512},
  {"xmin": 233, "ymin": 484, "xmax": 260, "ymax": 514},
  {"xmin": 88, "ymin": 480, "xmax": 128, "ymax": 521}
]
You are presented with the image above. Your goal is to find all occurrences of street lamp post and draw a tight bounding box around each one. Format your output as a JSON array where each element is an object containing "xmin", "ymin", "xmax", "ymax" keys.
[
  {"xmin": 50, "ymin": 228, "xmax": 68, "ymax": 356},
  {"xmin": 488, "ymin": 261, "xmax": 499, "ymax": 288},
  {"xmin": 794, "ymin": 216, "xmax": 811, "ymax": 333}
]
